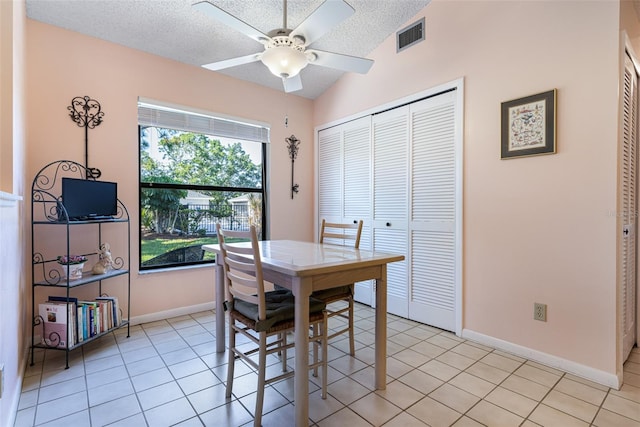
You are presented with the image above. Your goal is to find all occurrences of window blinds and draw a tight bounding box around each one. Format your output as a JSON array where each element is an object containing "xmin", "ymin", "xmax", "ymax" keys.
[{"xmin": 138, "ymin": 100, "xmax": 270, "ymax": 143}]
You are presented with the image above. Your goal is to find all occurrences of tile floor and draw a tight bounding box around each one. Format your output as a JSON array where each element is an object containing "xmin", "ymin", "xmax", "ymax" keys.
[{"xmin": 12, "ymin": 303, "xmax": 640, "ymax": 427}]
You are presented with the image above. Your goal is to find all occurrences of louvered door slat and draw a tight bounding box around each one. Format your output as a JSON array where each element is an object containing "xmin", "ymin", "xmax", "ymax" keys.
[{"xmin": 318, "ymin": 128, "xmax": 342, "ymax": 219}]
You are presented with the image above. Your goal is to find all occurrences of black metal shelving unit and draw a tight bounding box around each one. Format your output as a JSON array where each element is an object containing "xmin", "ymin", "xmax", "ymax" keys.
[{"xmin": 30, "ymin": 160, "xmax": 130, "ymax": 368}]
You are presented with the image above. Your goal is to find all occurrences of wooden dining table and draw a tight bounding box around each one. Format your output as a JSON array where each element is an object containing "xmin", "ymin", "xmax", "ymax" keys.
[{"xmin": 202, "ymin": 239, "xmax": 404, "ymax": 426}]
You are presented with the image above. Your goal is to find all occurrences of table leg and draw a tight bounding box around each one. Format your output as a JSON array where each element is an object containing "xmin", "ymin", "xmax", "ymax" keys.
[
  {"xmin": 293, "ymin": 277, "xmax": 310, "ymax": 426},
  {"xmin": 215, "ymin": 261, "xmax": 225, "ymax": 353},
  {"xmin": 375, "ymin": 265, "xmax": 387, "ymax": 390}
]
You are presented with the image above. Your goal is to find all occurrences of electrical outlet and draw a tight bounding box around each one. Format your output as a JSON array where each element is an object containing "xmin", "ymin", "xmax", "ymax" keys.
[{"xmin": 534, "ymin": 303, "xmax": 547, "ymax": 322}]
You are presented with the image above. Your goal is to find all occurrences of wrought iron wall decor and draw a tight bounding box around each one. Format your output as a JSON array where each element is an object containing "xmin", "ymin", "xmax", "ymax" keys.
[
  {"xmin": 286, "ymin": 134, "xmax": 300, "ymax": 199},
  {"xmin": 68, "ymin": 95, "xmax": 104, "ymax": 179}
]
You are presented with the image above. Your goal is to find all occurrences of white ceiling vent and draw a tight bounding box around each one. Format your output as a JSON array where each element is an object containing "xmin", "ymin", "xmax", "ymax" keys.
[{"xmin": 396, "ymin": 18, "xmax": 425, "ymax": 53}]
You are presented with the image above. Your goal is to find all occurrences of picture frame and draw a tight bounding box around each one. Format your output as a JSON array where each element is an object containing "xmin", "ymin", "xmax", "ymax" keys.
[{"xmin": 501, "ymin": 89, "xmax": 556, "ymax": 159}]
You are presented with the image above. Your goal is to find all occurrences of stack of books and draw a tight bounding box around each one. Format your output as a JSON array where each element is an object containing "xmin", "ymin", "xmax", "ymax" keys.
[{"xmin": 38, "ymin": 295, "xmax": 122, "ymax": 348}]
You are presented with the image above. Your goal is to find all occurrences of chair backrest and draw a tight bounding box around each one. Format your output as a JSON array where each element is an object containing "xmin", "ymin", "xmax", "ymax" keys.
[
  {"xmin": 319, "ymin": 219, "xmax": 363, "ymax": 249},
  {"xmin": 216, "ymin": 223, "xmax": 266, "ymax": 320}
]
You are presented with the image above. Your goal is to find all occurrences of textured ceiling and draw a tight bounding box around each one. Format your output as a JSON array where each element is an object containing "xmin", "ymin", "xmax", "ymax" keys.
[{"xmin": 26, "ymin": 0, "xmax": 431, "ymax": 99}]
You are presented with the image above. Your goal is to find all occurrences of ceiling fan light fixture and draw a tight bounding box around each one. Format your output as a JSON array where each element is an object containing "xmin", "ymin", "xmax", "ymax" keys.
[{"xmin": 261, "ymin": 46, "xmax": 308, "ymax": 79}]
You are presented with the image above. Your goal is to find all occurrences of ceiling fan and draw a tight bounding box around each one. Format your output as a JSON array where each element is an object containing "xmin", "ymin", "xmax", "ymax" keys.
[{"xmin": 193, "ymin": 0, "xmax": 374, "ymax": 93}]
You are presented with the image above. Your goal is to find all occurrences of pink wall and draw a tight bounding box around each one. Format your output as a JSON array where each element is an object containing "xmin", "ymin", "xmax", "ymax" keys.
[
  {"xmin": 315, "ymin": 1, "xmax": 622, "ymax": 378},
  {"xmin": 25, "ymin": 19, "xmax": 315, "ymax": 319}
]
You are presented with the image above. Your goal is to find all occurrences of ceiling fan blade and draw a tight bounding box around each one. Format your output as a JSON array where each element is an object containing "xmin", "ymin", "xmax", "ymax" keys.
[
  {"xmin": 282, "ymin": 74, "xmax": 303, "ymax": 93},
  {"xmin": 307, "ymin": 50, "xmax": 374, "ymax": 74},
  {"xmin": 202, "ymin": 53, "xmax": 261, "ymax": 71},
  {"xmin": 193, "ymin": 1, "xmax": 270, "ymax": 44},
  {"xmin": 290, "ymin": 0, "xmax": 354, "ymax": 46}
]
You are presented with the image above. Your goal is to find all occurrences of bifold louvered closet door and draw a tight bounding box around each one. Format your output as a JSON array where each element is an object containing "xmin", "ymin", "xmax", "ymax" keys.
[{"xmin": 317, "ymin": 86, "xmax": 461, "ymax": 332}]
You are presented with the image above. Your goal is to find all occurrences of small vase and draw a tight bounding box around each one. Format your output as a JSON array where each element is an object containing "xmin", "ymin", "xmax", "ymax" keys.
[{"xmin": 64, "ymin": 263, "xmax": 85, "ymax": 280}]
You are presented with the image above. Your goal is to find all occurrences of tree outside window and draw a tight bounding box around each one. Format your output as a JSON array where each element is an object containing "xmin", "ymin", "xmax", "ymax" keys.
[{"xmin": 140, "ymin": 126, "xmax": 265, "ymax": 270}]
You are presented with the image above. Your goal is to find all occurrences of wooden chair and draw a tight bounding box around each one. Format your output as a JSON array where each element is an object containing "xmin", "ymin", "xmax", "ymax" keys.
[
  {"xmin": 216, "ymin": 224, "xmax": 327, "ymax": 427},
  {"xmin": 313, "ymin": 219, "xmax": 364, "ymax": 356}
]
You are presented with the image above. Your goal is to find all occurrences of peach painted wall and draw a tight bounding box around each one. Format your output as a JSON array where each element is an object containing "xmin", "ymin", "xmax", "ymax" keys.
[
  {"xmin": 25, "ymin": 19, "xmax": 315, "ymax": 320},
  {"xmin": 315, "ymin": 1, "xmax": 622, "ymax": 377}
]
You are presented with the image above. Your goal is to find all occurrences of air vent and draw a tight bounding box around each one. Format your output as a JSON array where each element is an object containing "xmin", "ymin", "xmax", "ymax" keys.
[{"xmin": 396, "ymin": 18, "xmax": 425, "ymax": 53}]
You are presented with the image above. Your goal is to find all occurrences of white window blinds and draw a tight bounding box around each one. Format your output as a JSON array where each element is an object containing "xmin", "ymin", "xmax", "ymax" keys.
[{"xmin": 138, "ymin": 99, "xmax": 270, "ymax": 143}]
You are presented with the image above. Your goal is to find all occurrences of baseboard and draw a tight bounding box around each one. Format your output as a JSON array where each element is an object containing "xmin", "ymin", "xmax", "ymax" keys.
[
  {"xmin": 6, "ymin": 344, "xmax": 30, "ymax": 427},
  {"xmin": 129, "ymin": 301, "xmax": 216, "ymax": 325},
  {"xmin": 462, "ymin": 329, "xmax": 622, "ymax": 390}
]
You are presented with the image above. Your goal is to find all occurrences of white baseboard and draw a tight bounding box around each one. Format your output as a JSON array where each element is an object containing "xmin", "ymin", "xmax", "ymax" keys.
[
  {"xmin": 129, "ymin": 301, "xmax": 216, "ymax": 325},
  {"xmin": 462, "ymin": 329, "xmax": 622, "ymax": 390}
]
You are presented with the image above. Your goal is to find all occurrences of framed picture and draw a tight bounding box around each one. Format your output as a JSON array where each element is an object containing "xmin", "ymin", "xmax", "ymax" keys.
[{"xmin": 501, "ymin": 89, "xmax": 556, "ymax": 159}]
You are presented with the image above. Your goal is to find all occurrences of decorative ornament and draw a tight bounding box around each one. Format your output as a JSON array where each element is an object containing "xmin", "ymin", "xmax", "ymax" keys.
[
  {"xmin": 286, "ymin": 135, "xmax": 300, "ymax": 199},
  {"xmin": 68, "ymin": 95, "xmax": 104, "ymax": 179},
  {"xmin": 92, "ymin": 242, "xmax": 113, "ymax": 275}
]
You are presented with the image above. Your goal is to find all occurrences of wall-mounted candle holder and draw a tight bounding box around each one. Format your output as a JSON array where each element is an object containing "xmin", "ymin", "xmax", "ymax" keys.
[{"xmin": 286, "ymin": 135, "xmax": 300, "ymax": 199}]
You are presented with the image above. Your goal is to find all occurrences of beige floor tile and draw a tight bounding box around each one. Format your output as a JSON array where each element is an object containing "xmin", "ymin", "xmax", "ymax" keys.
[
  {"xmin": 466, "ymin": 400, "xmax": 524, "ymax": 427},
  {"xmin": 465, "ymin": 362, "xmax": 511, "ymax": 384},
  {"xmin": 386, "ymin": 357, "xmax": 414, "ymax": 379},
  {"xmin": 480, "ymin": 352, "xmax": 523, "ymax": 373},
  {"xmin": 493, "ymin": 350, "xmax": 526, "ymax": 363},
  {"xmin": 388, "ymin": 332, "xmax": 422, "ymax": 348},
  {"xmin": 625, "ymin": 371, "xmax": 640, "ymax": 388},
  {"xmin": 525, "ymin": 360, "xmax": 565, "ymax": 376},
  {"xmin": 449, "ymin": 371, "xmax": 495, "ymax": 398},
  {"xmin": 350, "ymin": 392, "xmax": 402, "ymax": 426},
  {"xmin": 513, "ymin": 364, "xmax": 562, "ymax": 388},
  {"xmin": 564, "ymin": 373, "xmax": 610, "ymax": 392},
  {"xmin": 398, "ymin": 369, "xmax": 443, "ymax": 395},
  {"xmin": 542, "ymin": 389, "xmax": 599, "ymax": 423},
  {"xmin": 553, "ymin": 377, "xmax": 608, "ymax": 406},
  {"xmin": 406, "ymin": 396, "xmax": 463, "ymax": 426},
  {"xmin": 382, "ymin": 411, "xmax": 429, "ymax": 426},
  {"xmin": 501, "ymin": 374, "xmax": 550, "ymax": 401},
  {"xmin": 603, "ymin": 393, "xmax": 640, "ymax": 422},
  {"xmin": 427, "ymin": 334, "xmax": 461, "ymax": 350},
  {"xmin": 429, "ymin": 383, "xmax": 480, "ymax": 413},
  {"xmin": 592, "ymin": 408, "xmax": 640, "ymax": 427},
  {"xmin": 392, "ymin": 348, "xmax": 433, "ymax": 368},
  {"xmin": 452, "ymin": 415, "xmax": 485, "ymax": 426},
  {"xmin": 450, "ymin": 343, "xmax": 490, "ymax": 361},
  {"xmin": 318, "ymin": 407, "xmax": 373, "ymax": 427},
  {"xmin": 611, "ymin": 383, "xmax": 640, "ymax": 404},
  {"xmin": 327, "ymin": 377, "xmax": 371, "ymax": 406},
  {"xmin": 528, "ymin": 404, "xmax": 590, "ymax": 427},
  {"xmin": 375, "ymin": 380, "xmax": 425, "ymax": 410},
  {"xmin": 418, "ymin": 359, "xmax": 461, "ymax": 382},
  {"xmin": 409, "ymin": 340, "xmax": 448, "ymax": 359},
  {"xmin": 624, "ymin": 361, "xmax": 640, "ymax": 375},
  {"xmin": 307, "ymin": 389, "xmax": 345, "ymax": 423},
  {"xmin": 436, "ymin": 351, "xmax": 476, "ymax": 371},
  {"xmin": 484, "ymin": 386, "xmax": 538, "ymax": 418}
]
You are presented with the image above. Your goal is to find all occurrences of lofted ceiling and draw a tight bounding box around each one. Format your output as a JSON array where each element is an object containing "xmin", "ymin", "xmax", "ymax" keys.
[{"xmin": 25, "ymin": 0, "xmax": 431, "ymax": 99}]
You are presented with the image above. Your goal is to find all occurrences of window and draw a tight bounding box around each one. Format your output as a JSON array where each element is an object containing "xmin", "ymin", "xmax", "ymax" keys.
[{"xmin": 138, "ymin": 100, "xmax": 268, "ymax": 270}]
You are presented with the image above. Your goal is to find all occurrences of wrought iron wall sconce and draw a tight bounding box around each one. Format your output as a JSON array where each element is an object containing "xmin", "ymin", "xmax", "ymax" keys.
[
  {"xmin": 68, "ymin": 95, "xmax": 104, "ymax": 179},
  {"xmin": 286, "ymin": 134, "xmax": 300, "ymax": 199}
]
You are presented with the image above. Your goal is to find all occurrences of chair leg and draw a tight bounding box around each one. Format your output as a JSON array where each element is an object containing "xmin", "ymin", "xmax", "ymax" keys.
[
  {"xmin": 281, "ymin": 332, "xmax": 288, "ymax": 372},
  {"xmin": 348, "ymin": 297, "xmax": 355, "ymax": 356},
  {"xmin": 225, "ymin": 318, "xmax": 236, "ymax": 398},
  {"xmin": 254, "ymin": 333, "xmax": 267, "ymax": 427},
  {"xmin": 321, "ymin": 312, "xmax": 328, "ymax": 399},
  {"xmin": 312, "ymin": 323, "xmax": 319, "ymax": 378}
]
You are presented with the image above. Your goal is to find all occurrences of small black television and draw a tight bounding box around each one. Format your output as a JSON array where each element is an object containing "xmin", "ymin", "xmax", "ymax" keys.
[{"xmin": 61, "ymin": 177, "xmax": 118, "ymax": 221}]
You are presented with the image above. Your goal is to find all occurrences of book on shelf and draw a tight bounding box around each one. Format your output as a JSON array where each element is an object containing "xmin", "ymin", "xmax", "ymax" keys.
[
  {"xmin": 39, "ymin": 302, "xmax": 74, "ymax": 348},
  {"xmin": 95, "ymin": 296, "xmax": 120, "ymax": 327}
]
